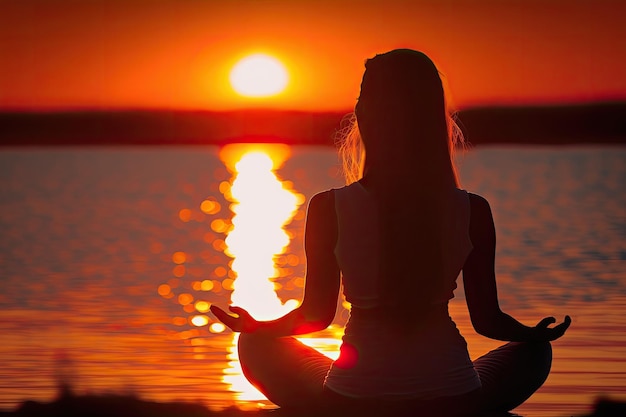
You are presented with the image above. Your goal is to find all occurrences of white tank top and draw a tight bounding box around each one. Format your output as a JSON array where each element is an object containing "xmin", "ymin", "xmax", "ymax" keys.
[{"xmin": 324, "ymin": 182, "xmax": 481, "ymax": 400}]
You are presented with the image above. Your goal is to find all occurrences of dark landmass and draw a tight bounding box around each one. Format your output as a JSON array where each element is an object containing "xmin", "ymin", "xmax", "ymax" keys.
[
  {"xmin": 458, "ymin": 102, "xmax": 626, "ymax": 145},
  {"xmin": 0, "ymin": 110, "xmax": 345, "ymax": 147},
  {"xmin": 0, "ymin": 102, "xmax": 624, "ymax": 147},
  {"xmin": 1, "ymin": 390, "xmax": 624, "ymax": 417}
]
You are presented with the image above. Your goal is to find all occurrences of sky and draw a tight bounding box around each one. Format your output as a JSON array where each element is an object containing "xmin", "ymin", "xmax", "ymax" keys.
[{"xmin": 1, "ymin": 0, "xmax": 625, "ymax": 111}]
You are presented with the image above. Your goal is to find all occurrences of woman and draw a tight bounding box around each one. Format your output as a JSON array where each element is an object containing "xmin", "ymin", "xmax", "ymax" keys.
[{"xmin": 211, "ymin": 49, "xmax": 571, "ymax": 416}]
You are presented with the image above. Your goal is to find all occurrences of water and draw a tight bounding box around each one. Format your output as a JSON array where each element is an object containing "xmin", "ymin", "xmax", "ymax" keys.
[{"xmin": 0, "ymin": 145, "xmax": 624, "ymax": 416}]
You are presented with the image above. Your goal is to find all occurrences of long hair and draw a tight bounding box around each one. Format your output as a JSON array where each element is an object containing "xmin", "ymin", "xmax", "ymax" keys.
[{"xmin": 336, "ymin": 49, "xmax": 465, "ymax": 325}]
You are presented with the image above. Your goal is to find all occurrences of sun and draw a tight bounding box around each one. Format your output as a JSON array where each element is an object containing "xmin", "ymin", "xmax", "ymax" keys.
[{"xmin": 229, "ymin": 53, "xmax": 289, "ymax": 97}]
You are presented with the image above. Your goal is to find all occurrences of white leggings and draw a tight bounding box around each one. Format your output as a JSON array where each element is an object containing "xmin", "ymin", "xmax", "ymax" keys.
[{"xmin": 236, "ymin": 333, "xmax": 552, "ymax": 415}]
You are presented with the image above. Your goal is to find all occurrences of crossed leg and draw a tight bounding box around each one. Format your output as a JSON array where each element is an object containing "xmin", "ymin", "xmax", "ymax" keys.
[
  {"xmin": 237, "ymin": 333, "xmax": 552, "ymax": 415},
  {"xmin": 471, "ymin": 341, "xmax": 553, "ymax": 413},
  {"xmin": 237, "ymin": 333, "xmax": 332, "ymax": 408}
]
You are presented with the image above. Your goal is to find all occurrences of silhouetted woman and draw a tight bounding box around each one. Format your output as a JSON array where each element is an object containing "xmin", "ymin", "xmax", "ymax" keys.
[{"xmin": 211, "ymin": 49, "xmax": 571, "ymax": 416}]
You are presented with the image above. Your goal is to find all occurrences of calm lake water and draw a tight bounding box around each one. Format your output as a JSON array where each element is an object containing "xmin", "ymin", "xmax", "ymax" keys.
[{"xmin": 0, "ymin": 145, "xmax": 624, "ymax": 416}]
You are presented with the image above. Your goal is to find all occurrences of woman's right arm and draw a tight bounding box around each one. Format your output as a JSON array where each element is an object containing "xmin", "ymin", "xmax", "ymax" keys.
[{"xmin": 462, "ymin": 193, "xmax": 570, "ymax": 342}]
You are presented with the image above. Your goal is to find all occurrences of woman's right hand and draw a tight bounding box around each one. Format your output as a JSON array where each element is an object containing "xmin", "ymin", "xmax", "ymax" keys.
[
  {"xmin": 530, "ymin": 315, "xmax": 571, "ymax": 341},
  {"xmin": 210, "ymin": 305, "xmax": 259, "ymax": 333}
]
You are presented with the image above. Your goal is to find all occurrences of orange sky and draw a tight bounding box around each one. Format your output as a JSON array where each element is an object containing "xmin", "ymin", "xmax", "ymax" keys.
[{"xmin": 1, "ymin": 0, "xmax": 625, "ymax": 111}]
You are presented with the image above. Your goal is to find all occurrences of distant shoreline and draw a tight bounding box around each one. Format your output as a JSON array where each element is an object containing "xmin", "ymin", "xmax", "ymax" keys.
[{"xmin": 1, "ymin": 102, "xmax": 624, "ymax": 147}]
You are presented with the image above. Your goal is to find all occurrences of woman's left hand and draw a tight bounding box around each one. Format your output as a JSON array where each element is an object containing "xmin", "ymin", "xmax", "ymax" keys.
[
  {"xmin": 531, "ymin": 315, "xmax": 571, "ymax": 341},
  {"xmin": 210, "ymin": 305, "xmax": 259, "ymax": 333}
]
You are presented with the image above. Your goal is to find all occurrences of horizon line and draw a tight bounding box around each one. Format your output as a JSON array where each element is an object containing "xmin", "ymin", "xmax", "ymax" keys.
[{"xmin": 1, "ymin": 98, "xmax": 625, "ymax": 114}]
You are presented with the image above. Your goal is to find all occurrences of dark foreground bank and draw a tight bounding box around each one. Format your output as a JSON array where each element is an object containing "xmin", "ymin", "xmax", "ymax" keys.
[{"xmin": 2, "ymin": 390, "xmax": 624, "ymax": 417}]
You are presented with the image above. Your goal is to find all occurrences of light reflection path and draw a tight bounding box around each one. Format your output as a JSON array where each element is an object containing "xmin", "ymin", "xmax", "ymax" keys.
[
  {"xmin": 218, "ymin": 145, "xmax": 341, "ymax": 404},
  {"xmin": 222, "ymin": 149, "xmax": 300, "ymax": 319}
]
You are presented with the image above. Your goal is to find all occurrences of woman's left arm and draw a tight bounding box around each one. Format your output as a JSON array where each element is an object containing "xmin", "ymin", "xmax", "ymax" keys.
[{"xmin": 211, "ymin": 190, "xmax": 340, "ymax": 336}]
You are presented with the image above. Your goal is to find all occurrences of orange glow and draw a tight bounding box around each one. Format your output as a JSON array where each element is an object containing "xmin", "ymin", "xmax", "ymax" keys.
[
  {"xmin": 298, "ymin": 335, "xmax": 342, "ymax": 361},
  {"xmin": 172, "ymin": 317, "xmax": 187, "ymax": 326},
  {"xmin": 230, "ymin": 54, "xmax": 289, "ymax": 97},
  {"xmin": 2, "ymin": 2, "xmax": 625, "ymax": 111},
  {"xmin": 219, "ymin": 144, "xmax": 291, "ymax": 173}
]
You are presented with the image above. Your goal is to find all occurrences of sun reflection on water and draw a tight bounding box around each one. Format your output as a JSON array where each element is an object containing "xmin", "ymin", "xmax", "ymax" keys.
[
  {"xmin": 219, "ymin": 144, "xmax": 307, "ymax": 402},
  {"xmin": 220, "ymin": 146, "xmax": 304, "ymax": 319}
]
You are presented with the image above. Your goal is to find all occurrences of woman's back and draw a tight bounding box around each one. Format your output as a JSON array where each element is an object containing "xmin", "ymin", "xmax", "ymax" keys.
[
  {"xmin": 324, "ymin": 182, "xmax": 481, "ymax": 400},
  {"xmin": 333, "ymin": 182, "xmax": 473, "ymax": 308}
]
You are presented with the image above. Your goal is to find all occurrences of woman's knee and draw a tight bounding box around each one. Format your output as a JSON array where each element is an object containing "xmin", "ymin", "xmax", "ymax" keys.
[
  {"xmin": 474, "ymin": 341, "xmax": 553, "ymax": 412},
  {"xmin": 522, "ymin": 341, "xmax": 552, "ymax": 377},
  {"xmin": 237, "ymin": 332, "xmax": 277, "ymax": 368},
  {"xmin": 500, "ymin": 340, "xmax": 552, "ymax": 384}
]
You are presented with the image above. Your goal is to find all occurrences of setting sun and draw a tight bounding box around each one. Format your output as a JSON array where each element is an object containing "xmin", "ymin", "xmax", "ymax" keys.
[{"xmin": 229, "ymin": 54, "xmax": 289, "ymax": 97}]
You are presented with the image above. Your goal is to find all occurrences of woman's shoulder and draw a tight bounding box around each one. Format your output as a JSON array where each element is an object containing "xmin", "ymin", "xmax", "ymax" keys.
[
  {"xmin": 307, "ymin": 189, "xmax": 336, "ymax": 211},
  {"xmin": 311, "ymin": 182, "xmax": 363, "ymax": 203},
  {"xmin": 310, "ymin": 188, "xmax": 336, "ymax": 200},
  {"xmin": 466, "ymin": 192, "xmax": 492, "ymax": 214}
]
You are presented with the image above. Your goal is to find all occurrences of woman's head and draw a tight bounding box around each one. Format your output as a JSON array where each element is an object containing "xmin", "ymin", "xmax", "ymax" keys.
[
  {"xmin": 339, "ymin": 49, "xmax": 462, "ymax": 186},
  {"xmin": 356, "ymin": 49, "xmax": 444, "ymax": 137}
]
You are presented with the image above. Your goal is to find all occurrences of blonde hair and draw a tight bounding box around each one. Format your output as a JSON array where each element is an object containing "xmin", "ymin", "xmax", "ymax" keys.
[
  {"xmin": 336, "ymin": 104, "xmax": 466, "ymax": 186},
  {"xmin": 336, "ymin": 113, "xmax": 365, "ymax": 185}
]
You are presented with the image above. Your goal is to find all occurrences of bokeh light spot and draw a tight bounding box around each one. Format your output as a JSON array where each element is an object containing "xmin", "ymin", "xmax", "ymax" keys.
[
  {"xmin": 158, "ymin": 284, "xmax": 171, "ymax": 297},
  {"xmin": 195, "ymin": 301, "xmax": 211, "ymax": 313},
  {"xmin": 222, "ymin": 278, "xmax": 235, "ymax": 291},
  {"xmin": 211, "ymin": 219, "xmax": 230, "ymax": 233},
  {"xmin": 209, "ymin": 322, "xmax": 226, "ymax": 333},
  {"xmin": 201, "ymin": 199, "xmax": 221, "ymax": 215},
  {"xmin": 212, "ymin": 239, "xmax": 227, "ymax": 252},
  {"xmin": 179, "ymin": 209, "xmax": 192, "ymax": 222},
  {"xmin": 211, "ymin": 280, "xmax": 222, "ymax": 292},
  {"xmin": 172, "ymin": 251, "xmax": 187, "ymax": 264},
  {"xmin": 214, "ymin": 266, "xmax": 227, "ymax": 277},
  {"xmin": 178, "ymin": 293, "xmax": 194, "ymax": 306},
  {"xmin": 200, "ymin": 280, "xmax": 214, "ymax": 291},
  {"xmin": 173, "ymin": 264, "xmax": 186, "ymax": 277},
  {"xmin": 191, "ymin": 315, "xmax": 209, "ymax": 327}
]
